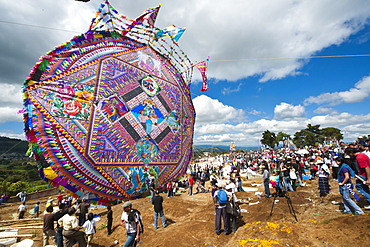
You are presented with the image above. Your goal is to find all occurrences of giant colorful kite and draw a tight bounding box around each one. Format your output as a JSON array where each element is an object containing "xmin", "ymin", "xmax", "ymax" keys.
[{"xmin": 22, "ymin": 1, "xmax": 208, "ymax": 204}]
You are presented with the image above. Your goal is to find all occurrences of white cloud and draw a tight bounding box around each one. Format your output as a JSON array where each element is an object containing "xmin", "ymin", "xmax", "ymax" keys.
[
  {"xmin": 193, "ymin": 97, "xmax": 370, "ymax": 146},
  {"xmin": 0, "ymin": 107, "xmax": 23, "ymax": 123},
  {"xmin": 248, "ymin": 110, "xmax": 263, "ymax": 116},
  {"xmin": 304, "ymin": 75, "xmax": 370, "ymax": 106},
  {"xmin": 193, "ymin": 95, "xmax": 246, "ymax": 125},
  {"xmin": 0, "ymin": 83, "xmax": 23, "ymax": 106},
  {"xmin": 313, "ymin": 107, "xmax": 337, "ymax": 114},
  {"xmin": 221, "ymin": 83, "xmax": 243, "ymax": 95},
  {"xmin": 274, "ymin": 103, "xmax": 305, "ymax": 120}
]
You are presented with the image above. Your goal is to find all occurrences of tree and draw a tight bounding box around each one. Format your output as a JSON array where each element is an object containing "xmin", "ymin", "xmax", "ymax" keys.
[
  {"xmin": 321, "ymin": 127, "xmax": 343, "ymax": 141},
  {"xmin": 0, "ymin": 180, "xmax": 11, "ymax": 195},
  {"xmin": 261, "ymin": 130, "xmax": 277, "ymax": 148},
  {"xmin": 293, "ymin": 124, "xmax": 332, "ymax": 147},
  {"xmin": 9, "ymin": 181, "xmax": 27, "ymax": 194},
  {"xmin": 276, "ymin": 132, "xmax": 291, "ymax": 146}
]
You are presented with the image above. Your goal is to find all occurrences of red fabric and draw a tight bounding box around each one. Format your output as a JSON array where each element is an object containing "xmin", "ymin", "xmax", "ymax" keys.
[
  {"xmin": 189, "ymin": 177, "xmax": 195, "ymax": 186},
  {"xmin": 356, "ymin": 153, "xmax": 370, "ymax": 177}
]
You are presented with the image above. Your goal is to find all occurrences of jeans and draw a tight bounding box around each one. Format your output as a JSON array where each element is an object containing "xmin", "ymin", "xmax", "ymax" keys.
[
  {"xmin": 78, "ymin": 213, "xmax": 86, "ymax": 226},
  {"xmin": 188, "ymin": 185, "xmax": 193, "ymax": 196},
  {"xmin": 342, "ymin": 185, "xmax": 364, "ymax": 214},
  {"xmin": 283, "ymin": 176, "xmax": 294, "ymax": 191},
  {"xmin": 153, "ymin": 210, "xmax": 166, "ymax": 229},
  {"xmin": 356, "ymin": 175, "xmax": 370, "ymax": 204},
  {"xmin": 56, "ymin": 227, "xmax": 63, "ymax": 247},
  {"xmin": 229, "ymin": 213, "xmax": 237, "ymax": 232},
  {"xmin": 124, "ymin": 232, "xmax": 137, "ymax": 247},
  {"xmin": 264, "ymin": 180, "xmax": 271, "ymax": 197},
  {"xmin": 238, "ymin": 182, "xmax": 244, "ymax": 192}
]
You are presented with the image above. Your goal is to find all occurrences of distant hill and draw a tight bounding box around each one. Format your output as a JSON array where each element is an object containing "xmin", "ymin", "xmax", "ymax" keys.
[
  {"xmin": 193, "ymin": 145, "xmax": 259, "ymax": 154},
  {"xmin": 0, "ymin": 136, "xmax": 259, "ymax": 159},
  {"xmin": 0, "ymin": 136, "xmax": 29, "ymax": 157}
]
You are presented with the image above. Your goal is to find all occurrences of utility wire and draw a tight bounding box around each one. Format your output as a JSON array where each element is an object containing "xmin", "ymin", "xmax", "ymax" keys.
[
  {"xmin": 1, "ymin": 19, "xmax": 370, "ymax": 62},
  {"xmin": 0, "ymin": 140, "xmax": 24, "ymax": 157},
  {"xmin": 0, "ymin": 20, "xmax": 81, "ymax": 33},
  {"xmin": 211, "ymin": 54, "xmax": 370, "ymax": 62}
]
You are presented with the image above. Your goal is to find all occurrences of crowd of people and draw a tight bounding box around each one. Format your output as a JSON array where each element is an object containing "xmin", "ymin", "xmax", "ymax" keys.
[
  {"xmin": 7, "ymin": 135, "xmax": 370, "ymax": 245},
  {"xmin": 186, "ymin": 135, "xmax": 370, "ymax": 234}
]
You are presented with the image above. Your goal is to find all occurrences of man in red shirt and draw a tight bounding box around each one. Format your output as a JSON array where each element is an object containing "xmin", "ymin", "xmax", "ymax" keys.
[
  {"xmin": 57, "ymin": 193, "xmax": 63, "ymax": 206},
  {"xmin": 188, "ymin": 175, "xmax": 195, "ymax": 196},
  {"xmin": 347, "ymin": 148, "xmax": 370, "ymax": 209}
]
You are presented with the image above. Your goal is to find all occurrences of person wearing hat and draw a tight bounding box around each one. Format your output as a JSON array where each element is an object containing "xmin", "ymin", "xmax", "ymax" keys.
[
  {"xmin": 358, "ymin": 136, "xmax": 366, "ymax": 146},
  {"xmin": 152, "ymin": 191, "xmax": 167, "ymax": 229},
  {"xmin": 362, "ymin": 144, "xmax": 370, "ymax": 159},
  {"xmin": 121, "ymin": 201, "xmax": 142, "ymax": 247},
  {"xmin": 225, "ymin": 184, "xmax": 240, "ymax": 233},
  {"xmin": 317, "ymin": 159, "xmax": 330, "ymax": 197}
]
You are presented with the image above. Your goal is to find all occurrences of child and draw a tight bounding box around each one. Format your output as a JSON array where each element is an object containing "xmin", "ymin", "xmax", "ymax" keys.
[
  {"xmin": 107, "ymin": 206, "xmax": 113, "ymax": 236},
  {"xmin": 82, "ymin": 213, "xmax": 96, "ymax": 247},
  {"xmin": 33, "ymin": 202, "xmax": 40, "ymax": 218},
  {"xmin": 274, "ymin": 171, "xmax": 284, "ymax": 197}
]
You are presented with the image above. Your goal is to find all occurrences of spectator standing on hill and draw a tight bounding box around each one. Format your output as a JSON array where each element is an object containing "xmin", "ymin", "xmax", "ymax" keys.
[
  {"xmin": 213, "ymin": 186, "xmax": 230, "ymax": 235},
  {"xmin": 120, "ymin": 201, "xmax": 142, "ymax": 247},
  {"xmin": 152, "ymin": 190, "xmax": 167, "ymax": 229},
  {"xmin": 166, "ymin": 182, "xmax": 173, "ymax": 198},
  {"xmin": 262, "ymin": 165, "xmax": 271, "ymax": 197},
  {"xmin": 18, "ymin": 201, "xmax": 27, "ymax": 219},
  {"xmin": 82, "ymin": 213, "xmax": 96, "ymax": 247},
  {"xmin": 235, "ymin": 172, "xmax": 244, "ymax": 192},
  {"xmin": 78, "ymin": 199, "xmax": 90, "ymax": 226},
  {"xmin": 336, "ymin": 157, "xmax": 364, "ymax": 215},
  {"xmin": 43, "ymin": 206, "xmax": 58, "ymax": 247},
  {"xmin": 34, "ymin": 202, "xmax": 40, "ymax": 218},
  {"xmin": 347, "ymin": 148, "xmax": 370, "ymax": 210},
  {"xmin": 58, "ymin": 207, "xmax": 87, "ymax": 247},
  {"xmin": 53, "ymin": 203, "xmax": 68, "ymax": 247},
  {"xmin": 57, "ymin": 193, "xmax": 64, "ymax": 206},
  {"xmin": 225, "ymin": 184, "xmax": 240, "ymax": 233},
  {"xmin": 149, "ymin": 177, "xmax": 156, "ymax": 202},
  {"xmin": 107, "ymin": 206, "xmax": 113, "ymax": 236},
  {"xmin": 188, "ymin": 175, "xmax": 195, "ymax": 196},
  {"xmin": 317, "ymin": 159, "xmax": 331, "ymax": 197},
  {"xmin": 16, "ymin": 191, "xmax": 26, "ymax": 202}
]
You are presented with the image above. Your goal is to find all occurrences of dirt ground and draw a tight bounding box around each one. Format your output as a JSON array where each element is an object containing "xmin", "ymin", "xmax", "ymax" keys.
[{"xmin": 1, "ymin": 177, "xmax": 370, "ymax": 247}]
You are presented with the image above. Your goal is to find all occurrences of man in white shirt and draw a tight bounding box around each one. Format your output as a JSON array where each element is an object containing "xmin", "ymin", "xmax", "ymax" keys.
[
  {"xmin": 121, "ymin": 201, "xmax": 142, "ymax": 247},
  {"xmin": 58, "ymin": 207, "xmax": 87, "ymax": 247},
  {"xmin": 17, "ymin": 202, "xmax": 27, "ymax": 219}
]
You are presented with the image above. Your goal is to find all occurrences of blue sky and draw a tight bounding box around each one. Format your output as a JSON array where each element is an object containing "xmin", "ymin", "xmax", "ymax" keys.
[{"xmin": 0, "ymin": 0, "xmax": 370, "ymax": 148}]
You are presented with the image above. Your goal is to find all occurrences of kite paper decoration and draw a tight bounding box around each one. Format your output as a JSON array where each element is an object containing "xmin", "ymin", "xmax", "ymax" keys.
[
  {"xmin": 194, "ymin": 58, "xmax": 210, "ymax": 92},
  {"xmin": 22, "ymin": 1, "xmax": 204, "ymax": 203}
]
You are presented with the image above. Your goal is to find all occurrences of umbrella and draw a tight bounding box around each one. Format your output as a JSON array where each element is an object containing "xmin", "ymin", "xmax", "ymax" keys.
[
  {"xmin": 79, "ymin": 192, "xmax": 98, "ymax": 201},
  {"xmin": 296, "ymin": 149, "xmax": 309, "ymax": 155}
]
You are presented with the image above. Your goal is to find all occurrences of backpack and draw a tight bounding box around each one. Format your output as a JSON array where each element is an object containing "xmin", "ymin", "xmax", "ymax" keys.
[
  {"xmin": 128, "ymin": 209, "xmax": 144, "ymax": 234},
  {"xmin": 217, "ymin": 190, "xmax": 228, "ymax": 204}
]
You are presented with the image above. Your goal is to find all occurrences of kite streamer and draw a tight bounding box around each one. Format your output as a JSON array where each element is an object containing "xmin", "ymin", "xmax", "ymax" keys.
[{"xmin": 22, "ymin": 1, "xmax": 204, "ymax": 203}]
